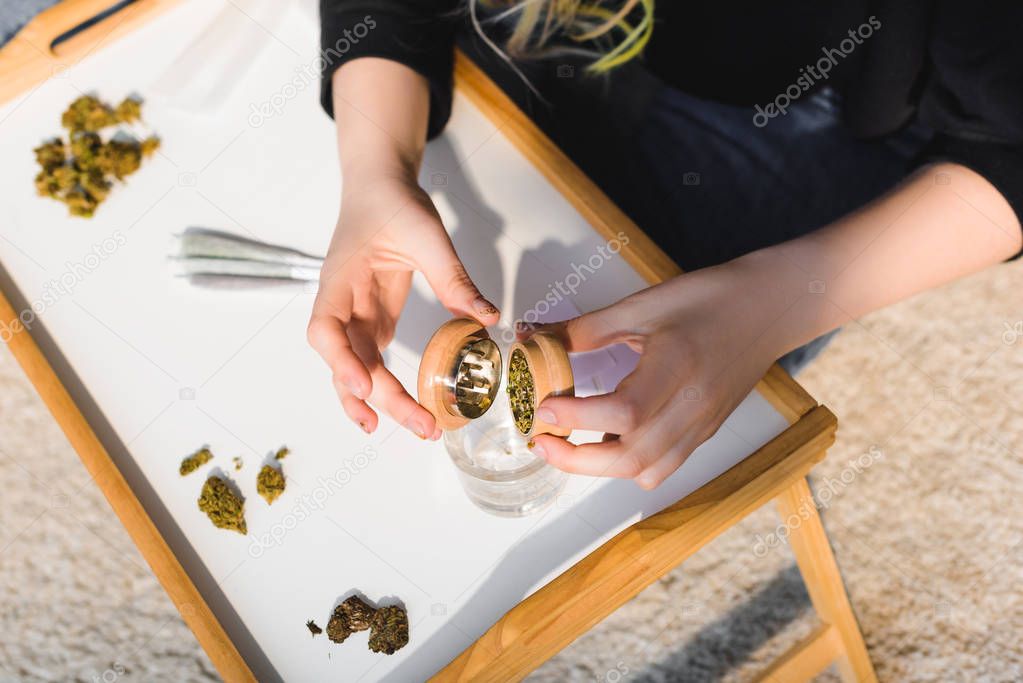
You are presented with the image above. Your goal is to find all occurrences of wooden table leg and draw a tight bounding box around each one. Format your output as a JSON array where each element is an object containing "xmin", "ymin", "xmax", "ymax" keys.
[{"xmin": 776, "ymin": 476, "xmax": 877, "ymax": 683}]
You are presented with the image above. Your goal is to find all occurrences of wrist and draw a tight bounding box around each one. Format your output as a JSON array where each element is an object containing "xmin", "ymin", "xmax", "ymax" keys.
[
  {"xmin": 341, "ymin": 151, "xmax": 419, "ymax": 189},
  {"xmin": 332, "ymin": 59, "xmax": 429, "ymax": 184},
  {"xmin": 728, "ymin": 246, "xmax": 842, "ymax": 357},
  {"xmin": 736, "ymin": 242, "xmax": 847, "ymax": 355}
]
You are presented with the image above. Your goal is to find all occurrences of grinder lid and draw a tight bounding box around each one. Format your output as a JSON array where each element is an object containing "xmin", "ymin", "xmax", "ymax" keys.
[
  {"xmin": 417, "ymin": 318, "xmax": 503, "ymax": 430},
  {"xmin": 417, "ymin": 318, "xmax": 574, "ymax": 437}
]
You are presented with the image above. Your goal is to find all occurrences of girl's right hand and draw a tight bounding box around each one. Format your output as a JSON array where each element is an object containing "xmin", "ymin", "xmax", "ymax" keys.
[{"xmin": 307, "ymin": 168, "xmax": 500, "ymax": 439}]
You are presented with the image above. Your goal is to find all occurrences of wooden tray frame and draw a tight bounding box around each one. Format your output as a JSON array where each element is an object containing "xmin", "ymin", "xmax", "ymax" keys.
[{"xmin": 0, "ymin": 3, "xmax": 876, "ymax": 682}]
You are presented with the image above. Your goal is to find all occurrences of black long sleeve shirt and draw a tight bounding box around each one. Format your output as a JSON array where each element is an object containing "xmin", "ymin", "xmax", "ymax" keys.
[{"xmin": 319, "ymin": 1, "xmax": 1023, "ymax": 256}]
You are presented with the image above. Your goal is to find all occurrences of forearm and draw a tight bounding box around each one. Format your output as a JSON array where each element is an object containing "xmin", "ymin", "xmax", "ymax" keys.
[
  {"xmin": 331, "ymin": 58, "xmax": 431, "ymax": 182},
  {"xmin": 732, "ymin": 163, "xmax": 1022, "ymax": 357}
]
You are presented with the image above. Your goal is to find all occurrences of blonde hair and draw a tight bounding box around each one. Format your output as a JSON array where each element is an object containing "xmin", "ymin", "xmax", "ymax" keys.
[{"xmin": 470, "ymin": 0, "xmax": 654, "ymax": 74}]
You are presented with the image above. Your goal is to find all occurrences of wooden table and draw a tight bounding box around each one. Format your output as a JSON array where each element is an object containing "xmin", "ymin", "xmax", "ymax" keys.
[{"xmin": 0, "ymin": 1, "xmax": 876, "ymax": 680}]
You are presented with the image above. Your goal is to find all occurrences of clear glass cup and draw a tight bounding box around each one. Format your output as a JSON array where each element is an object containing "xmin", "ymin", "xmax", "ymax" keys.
[{"xmin": 443, "ymin": 389, "xmax": 567, "ymax": 517}]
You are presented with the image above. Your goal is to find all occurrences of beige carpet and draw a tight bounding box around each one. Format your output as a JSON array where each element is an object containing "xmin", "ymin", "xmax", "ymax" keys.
[{"xmin": 1, "ymin": 262, "xmax": 1021, "ymax": 682}]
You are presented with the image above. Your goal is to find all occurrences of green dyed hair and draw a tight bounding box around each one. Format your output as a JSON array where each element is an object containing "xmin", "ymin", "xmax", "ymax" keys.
[{"xmin": 469, "ymin": 0, "xmax": 654, "ymax": 74}]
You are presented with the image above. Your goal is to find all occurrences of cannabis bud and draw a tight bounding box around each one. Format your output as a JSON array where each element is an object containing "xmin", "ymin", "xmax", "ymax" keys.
[
  {"xmin": 256, "ymin": 464, "xmax": 285, "ymax": 505},
  {"xmin": 197, "ymin": 476, "xmax": 247, "ymax": 534},
  {"xmin": 326, "ymin": 596, "xmax": 375, "ymax": 644},
  {"xmin": 33, "ymin": 139, "xmax": 65, "ymax": 171},
  {"xmin": 306, "ymin": 620, "xmax": 322, "ymax": 637},
  {"xmin": 179, "ymin": 447, "xmax": 213, "ymax": 476},
  {"xmin": 274, "ymin": 446, "xmax": 290, "ymax": 460},
  {"xmin": 368, "ymin": 605, "xmax": 409, "ymax": 655},
  {"xmin": 340, "ymin": 595, "xmax": 376, "ymax": 631},
  {"xmin": 325, "ymin": 612, "xmax": 351, "ymax": 644},
  {"xmin": 61, "ymin": 95, "xmax": 117, "ymax": 132},
  {"xmin": 36, "ymin": 94, "xmax": 159, "ymax": 218},
  {"xmin": 114, "ymin": 97, "xmax": 142, "ymax": 124}
]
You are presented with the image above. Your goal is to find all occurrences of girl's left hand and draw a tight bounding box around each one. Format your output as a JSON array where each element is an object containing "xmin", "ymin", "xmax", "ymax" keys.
[{"xmin": 524, "ymin": 255, "xmax": 794, "ymax": 489}]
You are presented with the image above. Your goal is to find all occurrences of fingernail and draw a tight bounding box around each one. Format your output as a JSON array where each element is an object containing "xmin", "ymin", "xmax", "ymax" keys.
[
  {"xmin": 408, "ymin": 421, "xmax": 428, "ymax": 440},
  {"xmin": 431, "ymin": 428, "xmax": 442, "ymax": 441},
  {"xmin": 536, "ymin": 407, "xmax": 556, "ymax": 425},
  {"xmin": 473, "ymin": 297, "xmax": 498, "ymax": 318},
  {"xmin": 528, "ymin": 439, "xmax": 546, "ymax": 459}
]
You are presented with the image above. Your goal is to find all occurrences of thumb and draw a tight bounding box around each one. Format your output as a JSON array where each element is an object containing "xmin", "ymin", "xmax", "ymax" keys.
[
  {"xmin": 418, "ymin": 234, "xmax": 500, "ymax": 324},
  {"xmin": 518, "ymin": 306, "xmax": 630, "ymax": 353}
]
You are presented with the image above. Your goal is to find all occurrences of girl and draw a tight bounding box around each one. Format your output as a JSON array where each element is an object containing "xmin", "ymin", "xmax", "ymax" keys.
[{"xmin": 308, "ymin": 1, "xmax": 1022, "ymax": 489}]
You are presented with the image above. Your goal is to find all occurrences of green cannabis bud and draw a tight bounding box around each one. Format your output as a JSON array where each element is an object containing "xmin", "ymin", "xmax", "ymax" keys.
[
  {"xmin": 37, "ymin": 95, "xmax": 159, "ymax": 218},
  {"xmin": 197, "ymin": 476, "xmax": 247, "ymax": 534},
  {"xmin": 139, "ymin": 136, "xmax": 160, "ymax": 157},
  {"xmin": 69, "ymin": 131, "xmax": 101, "ymax": 166},
  {"xmin": 274, "ymin": 446, "xmax": 290, "ymax": 461},
  {"xmin": 33, "ymin": 139, "xmax": 65, "ymax": 171},
  {"xmin": 61, "ymin": 95, "xmax": 116, "ymax": 133},
  {"xmin": 507, "ymin": 349, "xmax": 536, "ymax": 435},
  {"xmin": 78, "ymin": 167, "xmax": 111, "ymax": 203},
  {"xmin": 179, "ymin": 447, "xmax": 213, "ymax": 476},
  {"xmin": 306, "ymin": 620, "xmax": 322, "ymax": 637},
  {"xmin": 101, "ymin": 140, "xmax": 142, "ymax": 179},
  {"xmin": 256, "ymin": 464, "xmax": 285, "ymax": 505},
  {"xmin": 368, "ymin": 605, "xmax": 409, "ymax": 655},
  {"xmin": 114, "ymin": 97, "xmax": 142, "ymax": 124}
]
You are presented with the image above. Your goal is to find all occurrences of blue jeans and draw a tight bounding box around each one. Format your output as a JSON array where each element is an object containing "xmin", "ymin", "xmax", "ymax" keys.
[
  {"xmin": 624, "ymin": 86, "xmax": 930, "ymax": 375},
  {"xmin": 456, "ymin": 44, "xmax": 936, "ymax": 373},
  {"xmin": 0, "ymin": 1, "xmax": 59, "ymax": 46}
]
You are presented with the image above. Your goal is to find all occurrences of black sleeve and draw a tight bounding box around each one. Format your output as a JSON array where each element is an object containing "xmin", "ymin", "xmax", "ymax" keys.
[
  {"xmin": 915, "ymin": 2, "xmax": 1023, "ymax": 259},
  {"xmin": 319, "ymin": 1, "xmax": 461, "ymax": 139}
]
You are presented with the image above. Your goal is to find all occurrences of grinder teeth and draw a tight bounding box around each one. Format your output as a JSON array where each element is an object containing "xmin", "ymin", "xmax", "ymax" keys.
[
  {"xmin": 460, "ymin": 351, "xmax": 495, "ymax": 388},
  {"xmin": 456, "ymin": 350, "xmax": 495, "ymax": 400},
  {"xmin": 456, "ymin": 380, "xmax": 490, "ymax": 395}
]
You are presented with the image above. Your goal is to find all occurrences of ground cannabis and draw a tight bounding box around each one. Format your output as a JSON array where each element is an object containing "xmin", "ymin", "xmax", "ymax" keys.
[
  {"xmin": 256, "ymin": 464, "xmax": 285, "ymax": 505},
  {"xmin": 306, "ymin": 620, "xmax": 322, "ymax": 637},
  {"xmin": 197, "ymin": 476, "xmax": 247, "ymax": 534},
  {"xmin": 179, "ymin": 447, "xmax": 213, "ymax": 476},
  {"xmin": 35, "ymin": 95, "xmax": 159, "ymax": 217},
  {"xmin": 274, "ymin": 446, "xmax": 289, "ymax": 460},
  {"xmin": 232, "ymin": 456, "xmax": 243, "ymax": 471},
  {"xmin": 368, "ymin": 605, "xmax": 410, "ymax": 655},
  {"xmin": 507, "ymin": 349, "xmax": 536, "ymax": 435}
]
